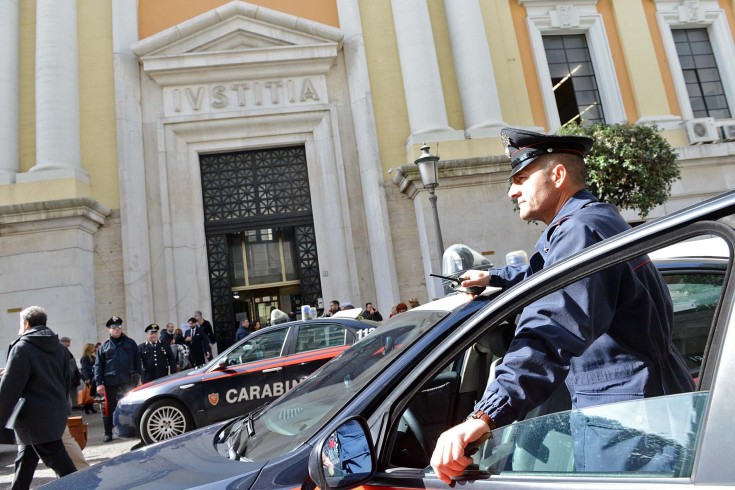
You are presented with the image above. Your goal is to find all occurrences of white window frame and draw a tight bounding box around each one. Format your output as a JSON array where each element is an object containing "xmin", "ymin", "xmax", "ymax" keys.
[
  {"xmin": 520, "ymin": 0, "xmax": 627, "ymax": 130},
  {"xmin": 655, "ymin": 0, "xmax": 735, "ymax": 121}
]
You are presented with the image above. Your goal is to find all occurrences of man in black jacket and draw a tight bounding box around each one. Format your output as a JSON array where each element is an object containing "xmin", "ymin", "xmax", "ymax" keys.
[
  {"xmin": 0, "ymin": 306, "xmax": 77, "ymax": 489},
  {"xmin": 184, "ymin": 317, "xmax": 211, "ymax": 367},
  {"xmin": 94, "ymin": 316, "xmax": 142, "ymax": 442}
]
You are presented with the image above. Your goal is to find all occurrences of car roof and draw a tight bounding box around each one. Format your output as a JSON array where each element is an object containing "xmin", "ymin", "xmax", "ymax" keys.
[
  {"xmin": 648, "ymin": 236, "xmax": 730, "ymax": 260},
  {"xmin": 241, "ymin": 317, "xmax": 377, "ymax": 339}
]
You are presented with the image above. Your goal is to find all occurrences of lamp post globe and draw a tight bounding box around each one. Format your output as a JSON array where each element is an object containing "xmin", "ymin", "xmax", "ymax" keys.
[
  {"xmin": 413, "ymin": 143, "xmax": 445, "ymax": 263},
  {"xmin": 415, "ymin": 143, "xmax": 439, "ymax": 190}
]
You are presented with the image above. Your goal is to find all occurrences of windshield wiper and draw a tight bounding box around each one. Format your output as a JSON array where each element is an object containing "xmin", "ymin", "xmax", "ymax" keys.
[{"xmin": 219, "ymin": 402, "xmax": 270, "ymax": 461}]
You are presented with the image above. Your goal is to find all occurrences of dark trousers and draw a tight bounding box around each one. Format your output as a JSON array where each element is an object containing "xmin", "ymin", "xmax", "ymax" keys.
[
  {"xmin": 102, "ymin": 383, "xmax": 131, "ymax": 435},
  {"xmin": 12, "ymin": 439, "xmax": 76, "ymax": 490}
]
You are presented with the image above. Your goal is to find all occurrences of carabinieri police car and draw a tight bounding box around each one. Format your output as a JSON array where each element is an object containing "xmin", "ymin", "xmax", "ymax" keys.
[
  {"xmin": 51, "ymin": 190, "xmax": 735, "ymax": 489},
  {"xmin": 114, "ymin": 317, "xmax": 378, "ymax": 444}
]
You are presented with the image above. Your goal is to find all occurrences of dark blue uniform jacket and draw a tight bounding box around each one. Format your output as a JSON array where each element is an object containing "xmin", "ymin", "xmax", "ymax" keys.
[
  {"xmin": 476, "ymin": 190, "xmax": 695, "ymax": 427},
  {"xmin": 94, "ymin": 334, "xmax": 142, "ymax": 388}
]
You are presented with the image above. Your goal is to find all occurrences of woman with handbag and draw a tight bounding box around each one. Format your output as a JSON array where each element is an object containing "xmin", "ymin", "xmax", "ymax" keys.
[{"xmin": 79, "ymin": 343, "xmax": 97, "ymax": 414}]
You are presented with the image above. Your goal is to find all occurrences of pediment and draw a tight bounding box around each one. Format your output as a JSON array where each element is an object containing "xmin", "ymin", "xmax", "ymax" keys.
[
  {"xmin": 132, "ymin": 1, "xmax": 343, "ymax": 86},
  {"xmin": 134, "ymin": 10, "xmax": 341, "ymax": 57}
]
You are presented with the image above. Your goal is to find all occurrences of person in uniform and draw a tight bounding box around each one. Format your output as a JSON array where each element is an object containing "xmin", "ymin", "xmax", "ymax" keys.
[
  {"xmin": 139, "ymin": 324, "xmax": 176, "ymax": 384},
  {"xmin": 94, "ymin": 316, "xmax": 142, "ymax": 443},
  {"xmin": 431, "ymin": 128, "xmax": 695, "ymax": 483}
]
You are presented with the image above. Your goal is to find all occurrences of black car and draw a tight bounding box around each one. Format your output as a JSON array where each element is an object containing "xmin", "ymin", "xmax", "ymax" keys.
[
  {"xmin": 50, "ymin": 191, "xmax": 735, "ymax": 489},
  {"xmin": 651, "ymin": 243, "xmax": 727, "ymax": 378},
  {"xmin": 114, "ymin": 317, "xmax": 378, "ymax": 444}
]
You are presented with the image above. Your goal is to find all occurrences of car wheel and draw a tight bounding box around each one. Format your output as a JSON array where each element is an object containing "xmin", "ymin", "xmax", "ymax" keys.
[{"xmin": 139, "ymin": 399, "xmax": 193, "ymax": 445}]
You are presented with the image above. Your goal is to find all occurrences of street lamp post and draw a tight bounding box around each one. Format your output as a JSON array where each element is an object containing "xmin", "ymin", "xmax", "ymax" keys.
[{"xmin": 414, "ymin": 143, "xmax": 444, "ymax": 261}]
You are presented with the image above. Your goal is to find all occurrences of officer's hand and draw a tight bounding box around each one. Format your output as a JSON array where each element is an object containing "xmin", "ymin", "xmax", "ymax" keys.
[
  {"xmin": 459, "ymin": 270, "xmax": 490, "ymax": 292},
  {"xmin": 431, "ymin": 419, "xmax": 489, "ymax": 485},
  {"xmin": 96, "ymin": 385, "xmax": 105, "ymax": 395}
]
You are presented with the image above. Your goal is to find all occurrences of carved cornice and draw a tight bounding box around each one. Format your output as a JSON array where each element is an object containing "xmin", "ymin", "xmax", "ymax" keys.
[
  {"xmin": 0, "ymin": 198, "xmax": 111, "ymax": 235},
  {"xmin": 390, "ymin": 155, "xmax": 510, "ymax": 199}
]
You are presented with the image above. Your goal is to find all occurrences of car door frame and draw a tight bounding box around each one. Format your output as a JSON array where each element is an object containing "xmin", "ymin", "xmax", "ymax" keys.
[{"xmin": 310, "ymin": 219, "xmax": 735, "ymax": 489}]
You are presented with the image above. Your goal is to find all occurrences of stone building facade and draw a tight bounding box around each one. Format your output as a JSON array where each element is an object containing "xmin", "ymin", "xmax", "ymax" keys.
[{"xmin": 1, "ymin": 0, "xmax": 734, "ymax": 360}]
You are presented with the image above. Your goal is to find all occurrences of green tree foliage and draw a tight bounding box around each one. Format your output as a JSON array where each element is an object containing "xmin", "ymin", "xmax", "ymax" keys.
[{"xmin": 559, "ymin": 123, "xmax": 680, "ymax": 218}]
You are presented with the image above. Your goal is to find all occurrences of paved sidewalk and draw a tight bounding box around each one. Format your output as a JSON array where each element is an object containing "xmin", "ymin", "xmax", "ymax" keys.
[{"xmin": 0, "ymin": 407, "xmax": 140, "ymax": 488}]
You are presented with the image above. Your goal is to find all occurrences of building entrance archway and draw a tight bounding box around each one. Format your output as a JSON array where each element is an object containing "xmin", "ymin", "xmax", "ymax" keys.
[{"xmin": 200, "ymin": 146, "xmax": 322, "ymax": 351}]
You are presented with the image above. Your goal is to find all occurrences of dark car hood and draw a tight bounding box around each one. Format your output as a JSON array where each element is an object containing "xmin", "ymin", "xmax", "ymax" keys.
[
  {"xmin": 41, "ymin": 423, "xmax": 264, "ymax": 489},
  {"xmin": 131, "ymin": 364, "xmax": 209, "ymax": 392}
]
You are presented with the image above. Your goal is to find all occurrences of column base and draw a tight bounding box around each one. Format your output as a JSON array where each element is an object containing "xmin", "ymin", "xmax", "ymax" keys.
[
  {"xmin": 406, "ymin": 129, "xmax": 465, "ymax": 150},
  {"xmin": 464, "ymin": 124, "xmax": 507, "ymax": 140},
  {"xmin": 17, "ymin": 165, "xmax": 90, "ymax": 185}
]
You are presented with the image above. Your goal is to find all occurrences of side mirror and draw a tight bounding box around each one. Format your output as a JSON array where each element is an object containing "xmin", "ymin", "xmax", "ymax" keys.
[
  {"xmin": 308, "ymin": 416, "xmax": 375, "ymax": 489},
  {"xmin": 216, "ymin": 360, "xmax": 229, "ymax": 371}
]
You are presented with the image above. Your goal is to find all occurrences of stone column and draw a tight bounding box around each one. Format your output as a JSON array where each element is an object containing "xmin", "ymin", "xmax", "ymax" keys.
[
  {"xmin": 112, "ymin": 0, "xmax": 154, "ymax": 335},
  {"xmin": 337, "ymin": 0, "xmax": 401, "ymax": 311},
  {"xmin": 28, "ymin": 0, "xmax": 88, "ymax": 181},
  {"xmin": 0, "ymin": 0, "xmax": 20, "ymax": 184},
  {"xmin": 391, "ymin": 0, "xmax": 463, "ymax": 145},
  {"xmin": 444, "ymin": 0, "xmax": 506, "ymax": 138}
]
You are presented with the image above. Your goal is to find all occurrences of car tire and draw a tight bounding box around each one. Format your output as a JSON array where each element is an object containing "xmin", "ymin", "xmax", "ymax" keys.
[{"xmin": 139, "ymin": 399, "xmax": 193, "ymax": 445}]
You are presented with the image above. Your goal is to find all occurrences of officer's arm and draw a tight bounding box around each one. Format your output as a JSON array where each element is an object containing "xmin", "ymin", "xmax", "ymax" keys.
[{"xmin": 93, "ymin": 348, "xmax": 104, "ymax": 387}]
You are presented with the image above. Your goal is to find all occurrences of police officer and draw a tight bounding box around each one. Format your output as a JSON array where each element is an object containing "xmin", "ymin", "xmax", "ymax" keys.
[
  {"xmin": 94, "ymin": 316, "xmax": 142, "ymax": 443},
  {"xmin": 139, "ymin": 324, "xmax": 176, "ymax": 384},
  {"xmin": 431, "ymin": 128, "xmax": 695, "ymax": 483}
]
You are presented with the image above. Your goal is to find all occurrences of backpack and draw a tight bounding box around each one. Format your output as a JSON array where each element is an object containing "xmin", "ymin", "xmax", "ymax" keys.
[{"xmin": 177, "ymin": 344, "xmax": 191, "ymax": 371}]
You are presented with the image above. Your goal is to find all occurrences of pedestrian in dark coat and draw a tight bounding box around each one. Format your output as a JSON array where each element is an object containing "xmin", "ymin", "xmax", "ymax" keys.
[
  {"xmin": 432, "ymin": 128, "xmax": 695, "ymax": 483},
  {"xmin": 94, "ymin": 315, "xmax": 142, "ymax": 443},
  {"xmin": 139, "ymin": 324, "xmax": 176, "ymax": 383},
  {"xmin": 159, "ymin": 323, "xmax": 176, "ymax": 345},
  {"xmin": 0, "ymin": 306, "xmax": 77, "ymax": 489},
  {"xmin": 235, "ymin": 318, "xmax": 250, "ymax": 342},
  {"xmin": 184, "ymin": 317, "xmax": 212, "ymax": 367},
  {"xmin": 362, "ymin": 303, "xmax": 383, "ymax": 321},
  {"xmin": 194, "ymin": 310, "xmax": 216, "ymax": 346}
]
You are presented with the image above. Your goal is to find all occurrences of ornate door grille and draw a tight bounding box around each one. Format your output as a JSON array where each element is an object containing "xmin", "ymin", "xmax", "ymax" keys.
[{"xmin": 200, "ymin": 146, "xmax": 322, "ymax": 349}]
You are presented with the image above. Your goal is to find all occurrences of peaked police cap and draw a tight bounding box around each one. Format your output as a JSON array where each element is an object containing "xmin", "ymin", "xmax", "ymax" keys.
[
  {"xmin": 501, "ymin": 127, "xmax": 593, "ymax": 178},
  {"xmin": 106, "ymin": 316, "xmax": 123, "ymax": 327}
]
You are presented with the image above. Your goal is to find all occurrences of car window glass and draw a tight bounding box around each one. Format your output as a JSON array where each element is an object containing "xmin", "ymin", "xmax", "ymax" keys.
[
  {"xmin": 666, "ymin": 271, "xmax": 724, "ymax": 377},
  {"xmin": 469, "ymin": 392, "xmax": 708, "ymax": 477},
  {"xmin": 224, "ymin": 309, "xmax": 452, "ymax": 461},
  {"xmin": 223, "ymin": 328, "xmax": 288, "ymax": 366},
  {"xmin": 651, "ymin": 234, "xmax": 729, "ymax": 379},
  {"xmin": 295, "ymin": 323, "xmax": 347, "ymax": 353}
]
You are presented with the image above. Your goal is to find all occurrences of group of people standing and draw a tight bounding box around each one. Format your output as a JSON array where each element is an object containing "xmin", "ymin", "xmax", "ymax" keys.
[
  {"xmin": 92, "ymin": 311, "xmax": 216, "ymax": 443},
  {"xmin": 235, "ymin": 317, "xmax": 264, "ymax": 341}
]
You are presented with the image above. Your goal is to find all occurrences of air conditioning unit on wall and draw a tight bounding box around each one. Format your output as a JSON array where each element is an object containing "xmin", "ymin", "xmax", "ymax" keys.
[
  {"xmin": 684, "ymin": 117, "xmax": 718, "ymax": 144},
  {"xmin": 717, "ymin": 120, "xmax": 735, "ymax": 142}
]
